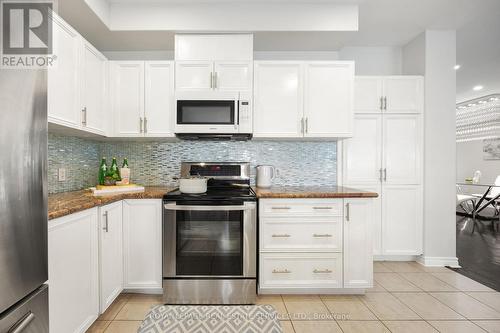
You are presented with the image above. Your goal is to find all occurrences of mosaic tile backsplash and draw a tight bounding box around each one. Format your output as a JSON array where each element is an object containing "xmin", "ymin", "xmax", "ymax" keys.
[
  {"xmin": 48, "ymin": 133, "xmax": 101, "ymax": 193},
  {"xmin": 48, "ymin": 134, "xmax": 337, "ymax": 193}
]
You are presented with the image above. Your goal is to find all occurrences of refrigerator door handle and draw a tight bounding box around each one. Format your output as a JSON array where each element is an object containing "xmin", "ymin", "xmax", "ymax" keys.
[{"xmin": 9, "ymin": 311, "xmax": 35, "ymax": 333}]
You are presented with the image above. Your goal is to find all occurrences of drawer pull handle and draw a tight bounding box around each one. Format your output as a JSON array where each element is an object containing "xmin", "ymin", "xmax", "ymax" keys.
[
  {"xmin": 272, "ymin": 269, "xmax": 291, "ymax": 274},
  {"xmin": 313, "ymin": 234, "xmax": 333, "ymax": 238},
  {"xmin": 272, "ymin": 234, "xmax": 291, "ymax": 238},
  {"xmin": 313, "ymin": 206, "xmax": 333, "ymax": 210},
  {"xmin": 313, "ymin": 269, "xmax": 333, "ymax": 274},
  {"xmin": 271, "ymin": 207, "xmax": 291, "ymax": 210}
]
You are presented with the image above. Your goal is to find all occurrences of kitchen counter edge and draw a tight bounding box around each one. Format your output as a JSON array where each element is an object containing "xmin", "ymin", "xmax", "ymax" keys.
[
  {"xmin": 254, "ymin": 186, "xmax": 379, "ymax": 199},
  {"xmin": 48, "ymin": 186, "xmax": 174, "ymax": 220}
]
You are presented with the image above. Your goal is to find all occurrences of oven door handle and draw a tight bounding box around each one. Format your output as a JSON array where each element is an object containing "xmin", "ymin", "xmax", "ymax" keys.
[{"xmin": 164, "ymin": 203, "xmax": 250, "ymax": 211}]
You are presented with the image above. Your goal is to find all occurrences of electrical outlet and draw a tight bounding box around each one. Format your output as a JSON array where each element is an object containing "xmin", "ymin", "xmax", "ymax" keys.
[{"xmin": 58, "ymin": 168, "xmax": 66, "ymax": 181}]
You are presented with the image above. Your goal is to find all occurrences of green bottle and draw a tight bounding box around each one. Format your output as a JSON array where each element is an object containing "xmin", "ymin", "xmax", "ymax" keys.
[
  {"xmin": 98, "ymin": 158, "xmax": 107, "ymax": 185},
  {"xmin": 108, "ymin": 157, "xmax": 121, "ymax": 181},
  {"xmin": 122, "ymin": 158, "xmax": 129, "ymax": 168}
]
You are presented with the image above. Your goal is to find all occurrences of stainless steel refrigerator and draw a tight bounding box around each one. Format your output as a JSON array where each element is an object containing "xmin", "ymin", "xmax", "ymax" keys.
[{"xmin": 0, "ymin": 69, "xmax": 49, "ymax": 332}]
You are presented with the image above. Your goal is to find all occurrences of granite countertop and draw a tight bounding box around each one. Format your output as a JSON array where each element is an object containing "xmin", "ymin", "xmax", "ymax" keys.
[
  {"xmin": 253, "ymin": 185, "xmax": 379, "ymax": 199},
  {"xmin": 48, "ymin": 186, "xmax": 174, "ymax": 220}
]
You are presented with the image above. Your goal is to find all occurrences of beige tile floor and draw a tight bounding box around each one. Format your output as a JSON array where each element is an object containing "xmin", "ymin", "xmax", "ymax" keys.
[{"xmin": 87, "ymin": 261, "xmax": 500, "ymax": 333}]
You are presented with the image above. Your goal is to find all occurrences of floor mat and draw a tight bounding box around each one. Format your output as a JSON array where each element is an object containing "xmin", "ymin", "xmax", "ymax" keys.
[{"xmin": 138, "ymin": 304, "xmax": 283, "ymax": 333}]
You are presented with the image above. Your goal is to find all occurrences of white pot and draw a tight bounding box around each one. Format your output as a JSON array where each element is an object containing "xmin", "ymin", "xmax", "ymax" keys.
[{"xmin": 179, "ymin": 178, "xmax": 208, "ymax": 194}]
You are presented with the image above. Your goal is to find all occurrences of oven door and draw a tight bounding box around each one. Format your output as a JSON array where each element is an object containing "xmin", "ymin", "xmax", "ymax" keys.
[
  {"xmin": 163, "ymin": 202, "xmax": 256, "ymax": 278},
  {"xmin": 175, "ymin": 99, "xmax": 240, "ymax": 134}
]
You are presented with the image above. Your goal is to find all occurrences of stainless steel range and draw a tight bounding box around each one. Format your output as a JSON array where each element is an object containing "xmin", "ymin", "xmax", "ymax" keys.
[{"xmin": 163, "ymin": 162, "xmax": 257, "ymax": 304}]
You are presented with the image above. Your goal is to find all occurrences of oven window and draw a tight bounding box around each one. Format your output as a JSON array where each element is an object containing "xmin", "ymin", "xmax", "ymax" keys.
[
  {"xmin": 176, "ymin": 210, "xmax": 243, "ymax": 276},
  {"xmin": 177, "ymin": 100, "xmax": 235, "ymax": 125}
]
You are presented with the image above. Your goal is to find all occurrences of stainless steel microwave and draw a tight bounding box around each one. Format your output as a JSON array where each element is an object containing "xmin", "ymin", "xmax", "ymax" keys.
[{"xmin": 174, "ymin": 91, "xmax": 252, "ymax": 136}]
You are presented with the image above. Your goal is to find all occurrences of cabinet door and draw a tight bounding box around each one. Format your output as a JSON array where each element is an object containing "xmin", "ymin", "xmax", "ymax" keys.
[
  {"xmin": 383, "ymin": 114, "xmax": 422, "ymax": 184},
  {"xmin": 343, "ymin": 184, "xmax": 382, "ymax": 256},
  {"xmin": 175, "ymin": 61, "xmax": 213, "ymax": 90},
  {"xmin": 48, "ymin": 209, "xmax": 99, "ymax": 333},
  {"xmin": 123, "ymin": 200, "xmax": 162, "ymax": 291},
  {"xmin": 111, "ymin": 61, "xmax": 144, "ymax": 136},
  {"xmin": 354, "ymin": 77, "xmax": 383, "ymax": 113},
  {"xmin": 214, "ymin": 61, "xmax": 253, "ymax": 91},
  {"xmin": 48, "ymin": 15, "xmax": 80, "ymax": 128},
  {"xmin": 99, "ymin": 202, "xmax": 123, "ymax": 313},
  {"xmin": 81, "ymin": 41, "xmax": 107, "ymax": 135},
  {"xmin": 343, "ymin": 199, "xmax": 373, "ymax": 288},
  {"xmin": 253, "ymin": 62, "xmax": 303, "ymax": 137},
  {"xmin": 145, "ymin": 61, "xmax": 175, "ymax": 137},
  {"xmin": 343, "ymin": 115, "xmax": 382, "ymax": 185},
  {"xmin": 382, "ymin": 185, "xmax": 423, "ymax": 255},
  {"xmin": 383, "ymin": 77, "xmax": 423, "ymax": 114},
  {"xmin": 304, "ymin": 62, "xmax": 354, "ymax": 137}
]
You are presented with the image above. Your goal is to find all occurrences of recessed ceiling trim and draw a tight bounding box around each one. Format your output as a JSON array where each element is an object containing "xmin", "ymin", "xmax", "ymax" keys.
[{"xmin": 106, "ymin": 3, "xmax": 358, "ymax": 32}]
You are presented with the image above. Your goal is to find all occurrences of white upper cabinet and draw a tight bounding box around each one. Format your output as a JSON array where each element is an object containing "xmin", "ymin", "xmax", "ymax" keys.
[
  {"xmin": 175, "ymin": 61, "xmax": 213, "ymax": 91},
  {"xmin": 174, "ymin": 35, "xmax": 253, "ymax": 93},
  {"xmin": 145, "ymin": 61, "xmax": 175, "ymax": 137},
  {"xmin": 81, "ymin": 41, "xmax": 107, "ymax": 136},
  {"xmin": 48, "ymin": 14, "xmax": 109, "ymax": 135},
  {"xmin": 214, "ymin": 61, "xmax": 253, "ymax": 91},
  {"xmin": 98, "ymin": 201, "xmax": 123, "ymax": 313},
  {"xmin": 111, "ymin": 61, "xmax": 175, "ymax": 137},
  {"xmin": 48, "ymin": 15, "xmax": 80, "ymax": 128},
  {"xmin": 343, "ymin": 114, "xmax": 382, "ymax": 185},
  {"xmin": 111, "ymin": 61, "xmax": 145, "ymax": 137},
  {"xmin": 304, "ymin": 62, "xmax": 354, "ymax": 138},
  {"xmin": 253, "ymin": 62, "xmax": 303, "ymax": 137},
  {"xmin": 354, "ymin": 76, "xmax": 423, "ymax": 114},
  {"xmin": 383, "ymin": 114, "xmax": 422, "ymax": 185},
  {"xmin": 384, "ymin": 77, "xmax": 423, "ymax": 113},
  {"xmin": 353, "ymin": 77, "xmax": 383, "ymax": 113},
  {"xmin": 254, "ymin": 61, "xmax": 354, "ymax": 138}
]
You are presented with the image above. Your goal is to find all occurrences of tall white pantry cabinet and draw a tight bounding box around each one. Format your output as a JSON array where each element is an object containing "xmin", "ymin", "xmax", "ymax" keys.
[{"xmin": 343, "ymin": 76, "xmax": 424, "ymax": 257}]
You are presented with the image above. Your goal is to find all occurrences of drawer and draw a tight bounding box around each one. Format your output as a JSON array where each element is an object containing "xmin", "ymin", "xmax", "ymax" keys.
[
  {"xmin": 261, "ymin": 218, "xmax": 342, "ymax": 252},
  {"xmin": 260, "ymin": 199, "xmax": 342, "ymax": 217},
  {"xmin": 260, "ymin": 253, "xmax": 342, "ymax": 289}
]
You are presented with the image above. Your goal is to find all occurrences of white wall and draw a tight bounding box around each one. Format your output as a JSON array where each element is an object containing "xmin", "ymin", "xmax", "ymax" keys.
[
  {"xmin": 457, "ymin": 140, "xmax": 500, "ymax": 184},
  {"xmin": 339, "ymin": 46, "xmax": 402, "ymax": 75},
  {"xmin": 403, "ymin": 30, "xmax": 458, "ymax": 267},
  {"xmin": 254, "ymin": 51, "xmax": 339, "ymax": 61}
]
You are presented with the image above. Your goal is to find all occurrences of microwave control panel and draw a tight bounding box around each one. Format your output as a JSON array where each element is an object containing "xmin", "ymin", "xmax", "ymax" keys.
[{"xmin": 238, "ymin": 92, "xmax": 253, "ymax": 133}]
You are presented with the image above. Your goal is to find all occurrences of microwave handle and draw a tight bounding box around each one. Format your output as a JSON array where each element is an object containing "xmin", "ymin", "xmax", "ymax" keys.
[
  {"xmin": 164, "ymin": 203, "xmax": 250, "ymax": 211},
  {"xmin": 237, "ymin": 100, "xmax": 240, "ymax": 125}
]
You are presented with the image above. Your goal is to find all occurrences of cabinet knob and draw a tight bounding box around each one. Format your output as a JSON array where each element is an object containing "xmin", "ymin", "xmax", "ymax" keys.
[
  {"xmin": 313, "ymin": 269, "xmax": 332, "ymax": 274},
  {"xmin": 272, "ymin": 269, "xmax": 291, "ymax": 274},
  {"xmin": 313, "ymin": 234, "xmax": 332, "ymax": 238}
]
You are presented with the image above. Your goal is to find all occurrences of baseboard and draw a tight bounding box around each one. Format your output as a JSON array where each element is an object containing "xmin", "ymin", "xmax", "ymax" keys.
[
  {"xmin": 417, "ymin": 256, "xmax": 460, "ymax": 268},
  {"xmin": 258, "ymin": 287, "xmax": 366, "ymax": 295},
  {"xmin": 123, "ymin": 288, "xmax": 163, "ymax": 295},
  {"xmin": 374, "ymin": 255, "xmax": 419, "ymax": 261}
]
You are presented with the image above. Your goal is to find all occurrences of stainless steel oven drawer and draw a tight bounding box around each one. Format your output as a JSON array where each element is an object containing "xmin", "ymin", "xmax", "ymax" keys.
[{"xmin": 163, "ymin": 279, "xmax": 256, "ymax": 304}]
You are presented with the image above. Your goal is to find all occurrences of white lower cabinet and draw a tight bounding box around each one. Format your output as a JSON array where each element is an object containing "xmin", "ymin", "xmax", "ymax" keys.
[
  {"xmin": 259, "ymin": 198, "xmax": 373, "ymax": 294},
  {"xmin": 48, "ymin": 208, "xmax": 99, "ymax": 333},
  {"xmin": 122, "ymin": 199, "xmax": 163, "ymax": 292},
  {"xmin": 260, "ymin": 253, "xmax": 343, "ymax": 291},
  {"xmin": 98, "ymin": 201, "xmax": 123, "ymax": 313},
  {"xmin": 343, "ymin": 199, "xmax": 373, "ymax": 288},
  {"xmin": 48, "ymin": 199, "xmax": 163, "ymax": 333}
]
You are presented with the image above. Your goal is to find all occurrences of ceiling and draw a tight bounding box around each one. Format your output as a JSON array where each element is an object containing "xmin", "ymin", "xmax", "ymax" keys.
[{"xmin": 58, "ymin": 0, "xmax": 500, "ymax": 102}]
